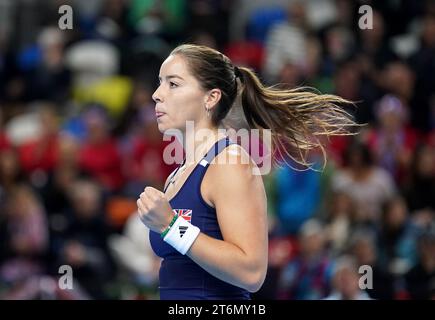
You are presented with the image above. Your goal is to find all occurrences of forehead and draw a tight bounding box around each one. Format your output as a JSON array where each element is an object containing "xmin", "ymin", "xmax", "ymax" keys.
[{"xmin": 160, "ymin": 54, "xmax": 191, "ymax": 77}]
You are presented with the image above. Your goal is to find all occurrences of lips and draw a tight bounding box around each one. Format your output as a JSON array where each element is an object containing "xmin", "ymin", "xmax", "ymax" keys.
[{"xmin": 155, "ymin": 112, "xmax": 165, "ymax": 118}]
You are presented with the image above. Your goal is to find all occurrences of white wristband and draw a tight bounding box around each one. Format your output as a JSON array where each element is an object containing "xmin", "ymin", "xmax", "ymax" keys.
[{"xmin": 163, "ymin": 216, "xmax": 200, "ymax": 255}]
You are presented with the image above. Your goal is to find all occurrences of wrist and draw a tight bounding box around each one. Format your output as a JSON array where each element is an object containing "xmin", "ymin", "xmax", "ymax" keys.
[
  {"xmin": 160, "ymin": 213, "xmax": 178, "ymax": 237},
  {"xmin": 162, "ymin": 216, "xmax": 200, "ymax": 255}
]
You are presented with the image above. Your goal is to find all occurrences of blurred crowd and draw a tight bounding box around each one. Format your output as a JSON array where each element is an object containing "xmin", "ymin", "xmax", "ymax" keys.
[{"xmin": 0, "ymin": 0, "xmax": 434, "ymax": 300}]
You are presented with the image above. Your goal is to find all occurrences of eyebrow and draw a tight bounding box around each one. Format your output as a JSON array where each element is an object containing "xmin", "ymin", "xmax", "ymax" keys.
[{"xmin": 158, "ymin": 75, "xmax": 185, "ymax": 81}]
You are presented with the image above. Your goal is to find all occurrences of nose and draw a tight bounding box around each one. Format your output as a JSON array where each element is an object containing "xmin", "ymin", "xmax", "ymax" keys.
[{"xmin": 152, "ymin": 85, "xmax": 163, "ymax": 103}]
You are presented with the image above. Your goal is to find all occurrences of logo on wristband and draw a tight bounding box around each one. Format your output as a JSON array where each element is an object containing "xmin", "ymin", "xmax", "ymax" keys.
[{"xmin": 179, "ymin": 226, "xmax": 188, "ymax": 238}]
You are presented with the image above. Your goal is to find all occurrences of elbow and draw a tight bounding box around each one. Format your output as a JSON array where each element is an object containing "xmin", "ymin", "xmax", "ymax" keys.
[
  {"xmin": 243, "ymin": 268, "xmax": 267, "ymax": 293},
  {"xmin": 239, "ymin": 253, "xmax": 268, "ymax": 293}
]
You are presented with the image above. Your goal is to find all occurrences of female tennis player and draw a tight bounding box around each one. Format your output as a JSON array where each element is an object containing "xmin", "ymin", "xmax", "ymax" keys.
[{"xmin": 137, "ymin": 44, "xmax": 358, "ymax": 300}]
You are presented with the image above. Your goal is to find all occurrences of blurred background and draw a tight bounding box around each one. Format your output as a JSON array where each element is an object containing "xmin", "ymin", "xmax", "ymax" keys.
[{"xmin": 0, "ymin": 0, "xmax": 434, "ymax": 300}]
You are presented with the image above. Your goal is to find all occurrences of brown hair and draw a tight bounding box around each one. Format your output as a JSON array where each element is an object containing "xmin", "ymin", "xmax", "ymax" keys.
[{"xmin": 170, "ymin": 44, "xmax": 363, "ymax": 171}]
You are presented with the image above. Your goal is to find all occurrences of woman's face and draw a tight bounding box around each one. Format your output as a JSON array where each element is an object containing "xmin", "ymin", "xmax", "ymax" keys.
[{"xmin": 152, "ymin": 54, "xmax": 208, "ymax": 134}]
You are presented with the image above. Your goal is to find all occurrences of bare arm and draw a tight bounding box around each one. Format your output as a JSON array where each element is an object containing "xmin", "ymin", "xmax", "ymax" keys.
[{"xmin": 185, "ymin": 146, "xmax": 268, "ymax": 292}]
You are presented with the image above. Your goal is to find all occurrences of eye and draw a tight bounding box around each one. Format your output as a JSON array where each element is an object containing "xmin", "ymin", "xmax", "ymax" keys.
[{"xmin": 169, "ymin": 81, "xmax": 178, "ymax": 88}]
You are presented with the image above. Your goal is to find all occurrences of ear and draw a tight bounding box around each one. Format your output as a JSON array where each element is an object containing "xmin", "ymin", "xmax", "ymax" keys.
[{"xmin": 204, "ymin": 89, "xmax": 222, "ymax": 110}]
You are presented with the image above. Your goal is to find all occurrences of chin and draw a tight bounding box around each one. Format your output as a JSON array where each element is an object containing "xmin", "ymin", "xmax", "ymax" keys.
[
  {"xmin": 157, "ymin": 122, "xmax": 180, "ymax": 136},
  {"xmin": 157, "ymin": 123, "xmax": 166, "ymax": 133}
]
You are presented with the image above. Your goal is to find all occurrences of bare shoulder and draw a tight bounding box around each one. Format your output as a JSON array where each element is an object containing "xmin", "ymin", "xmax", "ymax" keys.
[
  {"xmin": 207, "ymin": 144, "xmax": 265, "ymax": 198},
  {"xmin": 210, "ymin": 144, "xmax": 255, "ymax": 175},
  {"xmin": 204, "ymin": 144, "xmax": 267, "ymax": 249}
]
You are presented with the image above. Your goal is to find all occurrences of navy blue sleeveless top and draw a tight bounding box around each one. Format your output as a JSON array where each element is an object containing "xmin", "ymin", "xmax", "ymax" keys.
[{"xmin": 149, "ymin": 137, "xmax": 251, "ymax": 300}]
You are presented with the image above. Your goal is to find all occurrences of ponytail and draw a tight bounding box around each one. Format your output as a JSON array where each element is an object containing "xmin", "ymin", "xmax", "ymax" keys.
[
  {"xmin": 169, "ymin": 43, "xmax": 362, "ymax": 171},
  {"xmin": 236, "ymin": 66, "xmax": 363, "ymax": 171}
]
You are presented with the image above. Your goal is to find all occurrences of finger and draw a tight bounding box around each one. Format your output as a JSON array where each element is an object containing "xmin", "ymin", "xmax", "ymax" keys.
[
  {"xmin": 144, "ymin": 186, "xmax": 155, "ymax": 194},
  {"xmin": 137, "ymin": 203, "xmax": 151, "ymax": 226},
  {"xmin": 140, "ymin": 191, "xmax": 151, "ymax": 207},
  {"xmin": 136, "ymin": 199, "xmax": 147, "ymax": 218}
]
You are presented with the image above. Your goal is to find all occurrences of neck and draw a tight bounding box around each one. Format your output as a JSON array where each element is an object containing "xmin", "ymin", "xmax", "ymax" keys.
[{"xmin": 176, "ymin": 121, "xmax": 228, "ymax": 165}]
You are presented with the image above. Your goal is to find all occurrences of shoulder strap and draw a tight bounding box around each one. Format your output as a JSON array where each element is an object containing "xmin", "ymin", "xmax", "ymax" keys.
[
  {"xmin": 198, "ymin": 136, "xmax": 236, "ymax": 168},
  {"xmin": 163, "ymin": 137, "xmax": 235, "ymax": 193}
]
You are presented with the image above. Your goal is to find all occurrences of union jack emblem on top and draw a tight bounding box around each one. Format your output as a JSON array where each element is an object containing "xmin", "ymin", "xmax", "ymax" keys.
[{"xmin": 172, "ymin": 209, "xmax": 192, "ymax": 222}]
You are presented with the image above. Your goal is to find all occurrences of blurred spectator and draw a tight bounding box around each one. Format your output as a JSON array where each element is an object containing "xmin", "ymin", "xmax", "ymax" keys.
[
  {"xmin": 324, "ymin": 255, "xmax": 372, "ymax": 300},
  {"xmin": 224, "ymin": 41, "xmax": 265, "ymax": 72},
  {"xmin": 95, "ymin": 0, "xmax": 132, "ymax": 45},
  {"xmin": 263, "ymin": 1, "xmax": 309, "ymax": 82},
  {"xmin": 78, "ymin": 105, "xmax": 124, "ymax": 192},
  {"xmin": 356, "ymin": 10, "xmax": 397, "ymax": 74},
  {"xmin": 334, "ymin": 60, "xmax": 361, "ymax": 101},
  {"xmin": 332, "ymin": 141, "xmax": 396, "ymax": 224},
  {"xmin": 108, "ymin": 213, "xmax": 161, "ymax": 299},
  {"xmin": 228, "ymin": 0, "xmax": 289, "ymax": 42},
  {"xmin": 185, "ymin": 0, "xmax": 230, "ymax": 49},
  {"xmin": 273, "ymin": 36, "xmax": 322, "ymax": 90},
  {"xmin": 402, "ymin": 144, "xmax": 435, "ymax": 218},
  {"xmin": 17, "ymin": 104, "xmax": 60, "ymax": 187},
  {"xmin": 356, "ymin": 10, "xmax": 397, "ymax": 123},
  {"xmin": 373, "ymin": 1, "xmax": 423, "ymax": 37},
  {"xmin": 385, "ymin": 60, "xmax": 414, "ymax": 97},
  {"xmin": 320, "ymin": 24, "xmax": 355, "ymax": 76},
  {"xmin": 350, "ymin": 232, "xmax": 395, "ymax": 300},
  {"xmin": 381, "ymin": 62, "xmax": 416, "ymax": 122},
  {"xmin": 0, "ymin": 184, "xmax": 48, "ymax": 297},
  {"xmin": 189, "ymin": 31, "xmax": 218, "ymax": 49},
  {"xmin": 333, "ymin": 60, "xmax": 363, "ymax": 122},
  {"xmin": 316, "ymin": 21, "xmax": 360, "ymax": 90},
  {"xmin": 272, "ymin": 157, "xmax": 323, "ymax": 235},
  {"xmin": 127, "ymin": 0, "xmax": 187, "ymax": 41},
  {"xmin": 276, "ymin": 63, "xmax": 303, "ymax": 90},
  {"xmin": 323, "ymin": 191, "xmax": 356, "ymax": 255},
  {"xmin": 376, "ymin": 196, "xmax": 419, "ymax": 276},
  {"xmin": 278, "ymin": 219, "xmax": 334, "ymax": 299},
  {"xmin": 0, "ymin": 147, "xmax": 22, "ymax": 195},
  {"xmin": 0, "ymin": 147, "xmax": 23, "ymax": 268},
  {"xmin": 1, "ymin": 184, "xmax": 48, "ymax": 259},
  {"xmin": 366, "ymin": 94, "xmax": 419, "ymax": 184},
  {"xmin": 40, "ymin": 135, "xmax": 81, "ymax": 218},
  {"xmin": 52, "ymin": 179, "xmax": 116, "ymax": 299},
  {"xmin": 404, "ymin": 225, "xmax": 435, "ymax": 299},
  {"xmin": 245, "ymin": 6, "xmax": 286, "ymax": 45},
  {"xmin": 25, "ymin": 27, "xmax": 71, "ymax": 104},
  {"xmin": 409, "ymin": 15, "xmax": 435, "ymax": 132},
  {"xmin": 253, "ymin": 234, "xmax": 299, "ymax": 300}
]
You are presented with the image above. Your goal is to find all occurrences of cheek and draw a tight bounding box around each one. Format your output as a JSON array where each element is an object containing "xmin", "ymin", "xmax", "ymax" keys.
[
  {"xmin": 165, "ymin": 88, "xmax": 204, "ymax": 125},
  {"xmin": 167, "ymin": 110, "xmax": 184, "ymax": 125},
  {"xmin": 172, "ymin": 100, "xmax": 202, "ymax": 122}
]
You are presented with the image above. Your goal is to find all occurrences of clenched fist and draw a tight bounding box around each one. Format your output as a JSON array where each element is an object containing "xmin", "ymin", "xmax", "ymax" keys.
[{"xmin": 137, "ymin": 186, "xmax": 174, "ymax": 233}]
